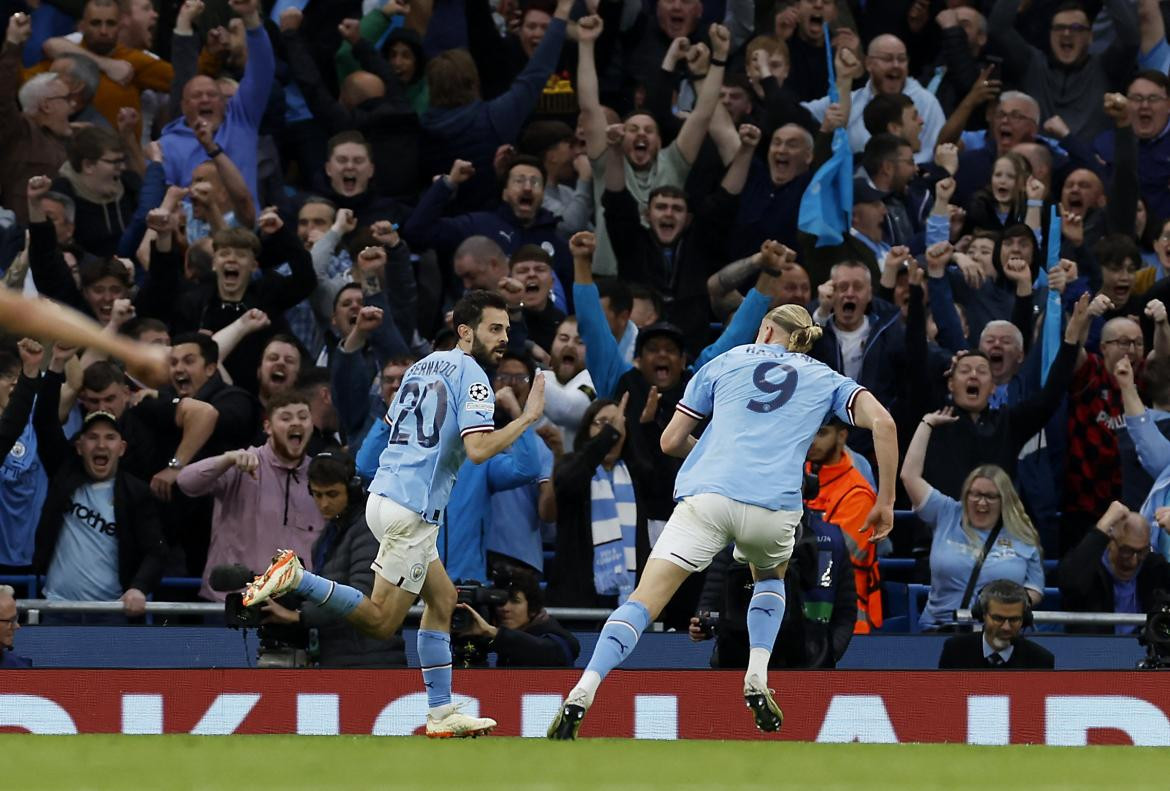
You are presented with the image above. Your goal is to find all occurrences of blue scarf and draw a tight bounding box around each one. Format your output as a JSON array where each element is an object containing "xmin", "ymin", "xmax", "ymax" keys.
[{"xmin": 590, "ymin": 461, "xmax": 637, "ymax": 602}]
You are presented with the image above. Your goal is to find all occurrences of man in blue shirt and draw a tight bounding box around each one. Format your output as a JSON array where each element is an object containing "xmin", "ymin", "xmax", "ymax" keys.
[
  {"xmin": 159, "ymin": 0, "xmax": 273, "ymax": 212},
  {"xmin": 245, "ymin": 290, "xmax": 546, "ymax": 739},
  {"xmin": 549, "ymin": 303, "xmax": 898, "ymax": 740}
]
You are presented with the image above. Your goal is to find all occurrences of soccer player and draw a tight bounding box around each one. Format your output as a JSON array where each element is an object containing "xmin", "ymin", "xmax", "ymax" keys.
[
  {"xmin": 243, "ymin": 290, "xmax": 545, "ymax": 738},
  {"xmin": 547, "ymin": 303, "xmax": 898, "ymax": 739}
]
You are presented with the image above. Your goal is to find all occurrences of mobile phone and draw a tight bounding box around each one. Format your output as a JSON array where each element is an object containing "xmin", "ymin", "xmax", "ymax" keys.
[{"xmin": 984, "ymin": 55, "xmax": 1003, "ymax": 82}]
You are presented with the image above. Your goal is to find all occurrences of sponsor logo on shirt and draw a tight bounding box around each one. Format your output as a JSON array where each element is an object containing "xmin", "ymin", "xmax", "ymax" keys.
[{"xmin": 69, "ymin": 500, "xmax": 116, "ymax": 537}]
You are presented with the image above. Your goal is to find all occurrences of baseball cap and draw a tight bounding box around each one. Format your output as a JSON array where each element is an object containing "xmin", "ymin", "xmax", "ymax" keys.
[
  {"xmin": 853, "ymin": 178, "xmax": 887, "ymax": 204},
  {"xmin": 80, "ymin": 410, "xmax": 122, "ymax": 435},
  {"xmin": 634, "ymin": 322, "xmax": 686, "ymax": 357}
]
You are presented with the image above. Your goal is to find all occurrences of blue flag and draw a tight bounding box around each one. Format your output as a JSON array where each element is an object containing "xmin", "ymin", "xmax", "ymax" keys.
[
  {"xmin": 1041, "ymin": 206, "xmax": 1063, "ymax": 384},
  {"xmin": 798, "ymin": 28, "xmax": 853, "ymax": 247}
]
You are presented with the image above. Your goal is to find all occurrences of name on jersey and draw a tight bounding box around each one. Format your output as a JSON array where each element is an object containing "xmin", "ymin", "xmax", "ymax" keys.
[{"xmin": 407, "ymin": 359, "xmax": 459, "ymax": 380}]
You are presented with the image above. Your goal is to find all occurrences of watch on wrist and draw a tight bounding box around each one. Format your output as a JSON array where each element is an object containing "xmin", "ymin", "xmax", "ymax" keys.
[{"xmin": 167, "ymin": 457, "xmax": 184, "ymax": 470}]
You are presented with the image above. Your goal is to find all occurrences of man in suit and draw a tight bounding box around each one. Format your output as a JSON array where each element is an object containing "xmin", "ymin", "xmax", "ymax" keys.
[{"xmin": 938, "ymin": 579, "xmax": 1055, "ymax": 669}]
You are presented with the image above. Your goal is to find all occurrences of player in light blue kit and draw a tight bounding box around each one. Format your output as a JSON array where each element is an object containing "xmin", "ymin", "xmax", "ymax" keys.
[
  {"xmin": 548, "ymin": 303, "xmax": 898, "ymax": 739},
  {"xmin": 244, "ymin": 290, "xmax": 545, "ymax": 738}
]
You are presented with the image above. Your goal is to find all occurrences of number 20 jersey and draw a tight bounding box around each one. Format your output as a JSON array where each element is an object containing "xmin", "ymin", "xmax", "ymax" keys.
[
  {"xmin": 673, "ymin": 344, "xmax": 866, "ymax": 512},
  {"xmin": 368, "ymin": 348, "xmax": 496, "ymax": 523}
]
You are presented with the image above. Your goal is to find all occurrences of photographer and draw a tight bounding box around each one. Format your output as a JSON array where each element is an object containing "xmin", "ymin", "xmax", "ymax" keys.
[
  {"xmin": 453, "ymin": 568, "xmax": 579, "ymax": 668},
  {"xmin": 260, "ymin": 452, "xmax": 406, "ymax": 668},
  {"xmin": 1059, "ymin": 501, "xmax": 1170, "ymax": 635}
]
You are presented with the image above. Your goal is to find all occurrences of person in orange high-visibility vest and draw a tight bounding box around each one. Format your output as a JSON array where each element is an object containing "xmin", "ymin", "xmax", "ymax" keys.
[{"xmin": 804, "ymin": 417, "xmax": 882, "ymax": 633}]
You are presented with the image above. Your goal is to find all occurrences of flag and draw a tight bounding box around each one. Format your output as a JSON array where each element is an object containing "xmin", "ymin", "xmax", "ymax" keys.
[
  {"xmin": 1041, "ymin": 206, "xmax": 1062, "ymax": 384},
  {"xmin": 798, "ymin": 27, "xmax": 853, "ymax": 247}
]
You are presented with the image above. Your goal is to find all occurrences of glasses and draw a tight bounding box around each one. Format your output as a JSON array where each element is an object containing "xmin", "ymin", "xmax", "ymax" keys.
[
  {"xmin": 1051, "ymin": 23, "xmax": 1091, "ymax": 35},
  {"xmin": 592, "ymin": 416, "xmax": 617, "ymax": 428},
  {"xmin": 0, "ymin": 615, "xmax": 17, "ymax": 626},
  {"xmin": 509, "ymin": 176, "xmax": 542, "ymax": 188},
  {"xmin": 1114, "ymin": 543, "xmax": 1151, "ymax": 562},
  {"xmin": 995, "ymin": 110, "xmax": 1036, "ymax": 124},
  {"xmin": 496, "ymin": 373, "xmax": 531, "ymax": 385},
  {"xmin": 45, "ymin": 94, "xmax": 71, "ymax": 104},
  {"xmin": 869, "ymin": 53, "xmax": 908, "ymax": 65},
  {"xmin": 986, "ymin": 614, "xmax": 1024, "ymax": 626},
  {"xmin": 1128, "ymin": 94, "xmax": 1168, "ymax": 106},
  {"xmin": 1102, "ymin": 338, "xmax": 1143, "ymax": 350},
  {"xmin": 967, "ymin": 491, "xmax": 1001, "ymax": 504}
]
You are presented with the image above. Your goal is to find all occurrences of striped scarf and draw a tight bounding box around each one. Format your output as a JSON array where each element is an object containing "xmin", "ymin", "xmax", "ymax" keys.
[{"xmin": 590, "ymin": 461, "xmax": 637, "ymax": 602}]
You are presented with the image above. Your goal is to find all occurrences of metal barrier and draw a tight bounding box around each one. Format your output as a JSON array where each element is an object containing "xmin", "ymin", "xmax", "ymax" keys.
[
  {"xmin": 14, "ymin": 599, "xmax": 614, "ymax": 625},
  {"xmin": 957, "ymin": 608, "xmax": 1147, "ymax": 626}
]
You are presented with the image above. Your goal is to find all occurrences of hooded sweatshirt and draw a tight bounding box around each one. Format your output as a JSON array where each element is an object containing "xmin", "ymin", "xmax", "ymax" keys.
[{"xmin": 52, "ymin": 162, "xmax": 140, "ymax": 258}]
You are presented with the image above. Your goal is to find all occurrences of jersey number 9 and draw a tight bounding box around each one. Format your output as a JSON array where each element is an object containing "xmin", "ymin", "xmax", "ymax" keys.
[{"xmin": 747, "ymin": 362, "xmax": 798, "ymax": 414}]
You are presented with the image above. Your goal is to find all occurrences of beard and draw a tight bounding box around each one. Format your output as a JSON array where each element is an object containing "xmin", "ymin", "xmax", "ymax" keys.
[{"xmin": 470, "ymin": 335, "xmax": 504, "ymax": 368}]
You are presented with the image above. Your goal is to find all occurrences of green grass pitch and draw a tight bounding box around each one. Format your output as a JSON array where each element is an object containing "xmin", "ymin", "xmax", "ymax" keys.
[{"xmin": 9, "ymin": 736, "xmax": 1170, "ymax": 790}]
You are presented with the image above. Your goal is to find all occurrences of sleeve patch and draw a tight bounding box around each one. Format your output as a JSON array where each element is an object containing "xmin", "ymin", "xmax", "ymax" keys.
[
  {"xmin": 468, "ymin": 383, "xmax": 492, "ymax": 402},
  {"xmin": 466, "ymin": 401, "xmax": 495, "ymax": 414}
]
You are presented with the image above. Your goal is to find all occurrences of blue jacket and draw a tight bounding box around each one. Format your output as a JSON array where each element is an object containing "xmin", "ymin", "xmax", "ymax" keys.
[
  {"xmin": 355, "ymin": 418, "xmax": 541, "ymax": 581},
  {"xmin": 159, "ymin": 25, "xmax": 274, "ymax": 213},
  {"xmin": 1131, "ymin": 412, "xmax": 1170, "ymax": 560},
  {"xmin": 419, "ymin": 17, "xmax": 566, "ymax": 213}
]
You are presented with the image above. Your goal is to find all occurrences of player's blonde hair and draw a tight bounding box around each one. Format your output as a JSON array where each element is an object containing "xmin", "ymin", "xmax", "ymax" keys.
[{"xmin": 764, "ymin": 305, "xmax": 822, "ymax": 354}]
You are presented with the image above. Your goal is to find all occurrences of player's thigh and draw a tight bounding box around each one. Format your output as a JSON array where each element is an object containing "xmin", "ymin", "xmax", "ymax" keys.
[
  {"xmin": 731, "ymin": 505, "xmax": 801, "ymax": 571},
  {"xmin": 648, "ymin": 493, "xmax": 738, "ymax": 573},
  {"xmin": 629, "ymin": 558, "xmax": 695, "ymax": 619},
  {"xmin": 366, "ymin": 573, "xmax": 418, "ymax": 631},
  {"xmin": 366, "ymin": 492, "xmax": 438, "ymax": 595}
]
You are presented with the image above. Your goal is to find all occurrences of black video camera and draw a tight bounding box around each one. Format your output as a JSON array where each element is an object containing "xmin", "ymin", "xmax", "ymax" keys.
[
  {"xmin": 451, "ymin": 580, "xmax": 509, "ymax": 632},
  {"xmin": 696, "ymin": 609, "xmax": 720, "ymax": 638},
  {"xmin": 1138, "ymin": 593, "xmax": 1170, "ymax": 669},
  {"xmin": 224, "ymin": 591, "xmax": 264, "ymax": 629}
]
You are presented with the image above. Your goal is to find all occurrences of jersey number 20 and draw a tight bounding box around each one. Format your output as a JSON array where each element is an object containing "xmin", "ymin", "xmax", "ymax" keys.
[
  {"xmin": 388, "ymin": 381, "xmax": 448, "ymax": 448},
  {"xmin": 747, "ymin": 362, "xmax": 798, "ymax": 413}
]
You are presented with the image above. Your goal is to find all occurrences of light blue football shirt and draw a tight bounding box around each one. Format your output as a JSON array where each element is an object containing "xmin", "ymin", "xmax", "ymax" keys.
[
  {"xmin": 369, "ymin": 348, "xmax": 496, "ymax": 523},
  {"xmin": 674, "ymin": 343, "xmax": 866, "ymax": 512}
]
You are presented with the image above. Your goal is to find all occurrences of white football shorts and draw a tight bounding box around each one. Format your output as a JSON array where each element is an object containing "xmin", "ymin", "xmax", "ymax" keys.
[
  {"xmin": 649, "ymin": 492, "xmax": 800, "ymax": 572},
  {"xmin": 366, "ymin": 492, "xmax": 439, "ymax": 594}
]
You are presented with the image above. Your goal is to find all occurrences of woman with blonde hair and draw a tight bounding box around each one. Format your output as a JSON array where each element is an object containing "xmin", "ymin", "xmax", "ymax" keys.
[{"xmin": 902, "ymin": 408, "xmax": 1044, "ymax": 630}]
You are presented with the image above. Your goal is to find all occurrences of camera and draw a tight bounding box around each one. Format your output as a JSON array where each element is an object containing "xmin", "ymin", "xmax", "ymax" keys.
[
  {"xmin": 451, "ymin": 580, "xmax": 509, "ymax": 632},
  {"xmin": 1138, "ymin": 594, "xmax": 1170, "ymax": 669},
  {"xmin": 224, "ymin": 592, "xmax": 264, "ymax": 628},
  {"xmin": 696, "ymin": 609, "xmax": 720, "ymax": 638}
]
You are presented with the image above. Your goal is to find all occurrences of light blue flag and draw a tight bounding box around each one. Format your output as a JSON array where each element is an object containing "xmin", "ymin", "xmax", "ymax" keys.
[
  {"xmin": 798, "ymin": 27, "xmax": 853, "ymax": 247},
  {"xmin": 1041, "ymin": 206, "xmax": 1063, "ymax": 384}
]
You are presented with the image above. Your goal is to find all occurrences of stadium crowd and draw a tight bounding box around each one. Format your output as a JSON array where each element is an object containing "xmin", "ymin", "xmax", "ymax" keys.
[{"xmin": 5, "ymin": 0, "xmax": 1170, "ymax": 669}]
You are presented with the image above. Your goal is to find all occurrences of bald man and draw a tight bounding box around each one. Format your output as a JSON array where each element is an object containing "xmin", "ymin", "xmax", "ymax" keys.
[
  {"xmin": 802, "ymin": 34, "xmax": 945, "ymax": 163},
  {"xmin": 1059, "ymin": 501, "xmax": 1170, "ymax": 634}
]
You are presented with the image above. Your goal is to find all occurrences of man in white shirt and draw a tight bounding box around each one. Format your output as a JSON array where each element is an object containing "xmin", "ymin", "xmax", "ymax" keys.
[
  {"xmin": 802, "ymin": 34, "xmax": 944, "ymax": 164},
  {"xmin": 539, "ymin": 317, "xmax": 594, "ymax": 449}
]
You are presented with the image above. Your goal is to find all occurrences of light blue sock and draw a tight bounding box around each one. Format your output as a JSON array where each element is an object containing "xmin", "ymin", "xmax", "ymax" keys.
[
  {"xmin": 584, "ymin": 600, "xmax": 652, "ymax": 681},
  {"xmin": 417, "ymin": 630, "xmax": 452, "ymax": 710},
  {"xmin": 747, "ymin": 578, "xmax": 786, "ymax": 651},
  {"xmin": 293, "ymin": 571, "xmax": 363, "ymax": 618}
]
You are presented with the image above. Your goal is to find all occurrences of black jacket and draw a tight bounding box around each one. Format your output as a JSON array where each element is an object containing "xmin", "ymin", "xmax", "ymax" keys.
[
  {"xmin": 283, "ymin": 32, "xmax": 421, "ymax": 201},
  {"xmin": 938, "ymin": 632, "xmax": 1056, "ymax": 669},
  {"xmin": 306, "ymin": 498, "xmax": 406, "ymax": 668},
  {"xmin": 1058, "ymin": 528, "xmax": 1170, "ymax": 635},
  {"xmin": 922, "ymin": 340, "xmax": 1080, "ymax": 499},
  {"xmin": 492, "ymin": 611, "xmax": 580, "ymax": 668},
  {"xmin": 170, "ymin": 226, "xmax": 316, "ymax": 394},
  {"xmin": 603, "ymin": 186, "xmax": 729, "ymax": 357},
  {"xmin": 31, "ymin": 384, "xmax": 166, "ymax": 595}
]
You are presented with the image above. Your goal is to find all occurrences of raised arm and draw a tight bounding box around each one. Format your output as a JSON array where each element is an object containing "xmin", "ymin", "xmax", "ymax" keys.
[
  {"xmin": 576, "ymin": 14, "xmax": 608, "ymax": 160},
  {"xmin": 193, "ymin": 117, "xmax": 255, "ymax": 229},
  {"xmin": 674, "ymin": 24, "xmax": 731, "ymax": 166},
  {"xmin": 900, "ymin": 408, "xmax": 955, "ymax": 510}
]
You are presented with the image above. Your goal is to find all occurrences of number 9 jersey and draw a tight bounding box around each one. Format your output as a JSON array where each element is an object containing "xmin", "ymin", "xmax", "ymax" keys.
[
  {"xmin": 673, "ymin": 344, "xmax": 866, "ymax": 513},
  {"xmin": 369, "ymin": 348, "xmax": 497, "ymax": 523}
]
